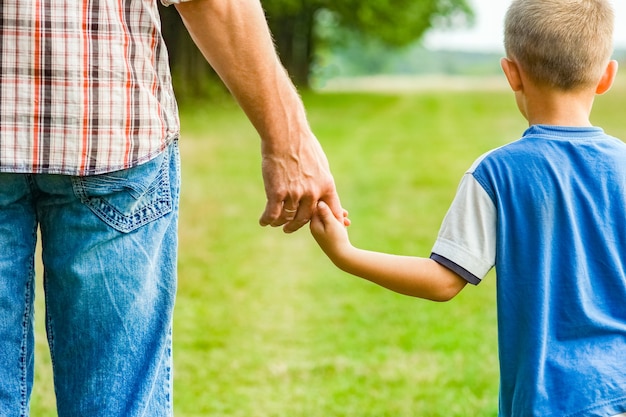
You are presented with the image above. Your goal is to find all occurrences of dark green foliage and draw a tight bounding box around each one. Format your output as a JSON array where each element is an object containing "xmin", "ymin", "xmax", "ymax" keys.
[
  {"xmin": 157, "ymin": 0, "xmax": 472, "ymax": 95},
  {"xmin": 265, "ymin": 0, "xmax": 473, "ymax": 87}
]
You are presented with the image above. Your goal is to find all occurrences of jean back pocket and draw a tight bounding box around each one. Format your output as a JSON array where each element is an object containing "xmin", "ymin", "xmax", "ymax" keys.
[{"xmin": 72, "ymin": 149, "xmax": 173, "ymax": 233}]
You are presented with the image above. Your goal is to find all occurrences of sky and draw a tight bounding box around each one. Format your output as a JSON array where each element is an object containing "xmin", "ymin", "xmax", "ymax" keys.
[{"xmin": 424, "ymin": 0, "xmax": 626, "ymax": 52}]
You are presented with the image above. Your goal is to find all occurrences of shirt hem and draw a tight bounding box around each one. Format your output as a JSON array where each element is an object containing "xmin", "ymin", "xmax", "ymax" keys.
[
  {"xmin": 0, "ymin": 135, "xmax": 179, "ymax": 177},
  {"xmin": 430, "ymin": 253, "xmax": 481, "ymax": 285}
]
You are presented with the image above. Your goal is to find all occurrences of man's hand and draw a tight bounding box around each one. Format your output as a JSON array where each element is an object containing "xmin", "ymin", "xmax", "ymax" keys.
[
  {"xmin": 259, "ymin": 136, "xmax": 343, "ymax": 233},
  {"xmin": 175, "ymin": 0, "xmax": 344, "ymax": 233}
]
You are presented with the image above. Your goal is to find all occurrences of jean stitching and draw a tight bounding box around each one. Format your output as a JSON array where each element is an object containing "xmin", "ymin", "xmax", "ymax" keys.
[
  {"xmin": 71, "ymin": 148, "xmax": 173, "ymax": 233},
  {"xmin": 19, "ymin": 279, "xmax": 31, "ymax": 417},
  {"xmin": 43, "ymin": 272, "xmax": 56, "ymax": 391},
  {"xmin": 18, "ymin": 226, "xmax": 37, "ymax": 417}
]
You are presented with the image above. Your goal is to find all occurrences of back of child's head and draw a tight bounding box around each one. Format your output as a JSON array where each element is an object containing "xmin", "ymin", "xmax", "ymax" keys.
[{"xmin": 504, "ymin": 0, "xmax": 614, "ymax": 91}]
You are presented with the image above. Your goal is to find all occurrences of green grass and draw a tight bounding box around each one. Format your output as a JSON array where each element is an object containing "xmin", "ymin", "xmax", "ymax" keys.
[{"xmin": 29, "ymin": 77, "xmax": 626, "ymax": 416}]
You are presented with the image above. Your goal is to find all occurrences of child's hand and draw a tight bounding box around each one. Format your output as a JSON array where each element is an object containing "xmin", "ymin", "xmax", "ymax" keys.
[{"xmin": 310, "ymin": 201, "xmax": 352, "ymax": 261}]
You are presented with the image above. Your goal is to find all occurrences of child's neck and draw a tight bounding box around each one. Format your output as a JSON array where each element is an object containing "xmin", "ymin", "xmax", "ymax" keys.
[{"xmin": 522, "ymin": 85, "xmax": 595, "ymax": 127}]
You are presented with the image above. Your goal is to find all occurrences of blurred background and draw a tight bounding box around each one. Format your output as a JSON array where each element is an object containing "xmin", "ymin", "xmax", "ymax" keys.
[{"xmin": 158, "ymin": 0, "xmax": 626, "ymax": 98}]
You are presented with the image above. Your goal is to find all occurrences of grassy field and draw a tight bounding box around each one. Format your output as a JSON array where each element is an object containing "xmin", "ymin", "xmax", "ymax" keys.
[{"xmin": 30, "ymin": 76, "xmax": 626, "ymax": 416}]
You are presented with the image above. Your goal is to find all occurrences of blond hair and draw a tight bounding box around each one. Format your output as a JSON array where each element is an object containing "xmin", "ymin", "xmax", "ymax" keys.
[{"xmin": 504, "ymin": 0, "xmax": 614, "ymax": 90}]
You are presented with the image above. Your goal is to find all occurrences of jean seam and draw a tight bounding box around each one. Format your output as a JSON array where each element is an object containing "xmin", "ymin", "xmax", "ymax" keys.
[
  {"xmin": 19, "ymin": 224, "xmax": 37, "ymax": 417},
  {"xmin": 43, "ymin": 273, "xmax": 56, "ymax": 392},
  {"xmin": 19, "ymin": 280, "xmax": 30, "ymax": 417}
]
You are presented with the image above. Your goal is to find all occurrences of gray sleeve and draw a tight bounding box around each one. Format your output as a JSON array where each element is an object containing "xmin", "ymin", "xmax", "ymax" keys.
[{"xmin": 430, "ymin": 172, "xmax": 496, "ymax": 284}]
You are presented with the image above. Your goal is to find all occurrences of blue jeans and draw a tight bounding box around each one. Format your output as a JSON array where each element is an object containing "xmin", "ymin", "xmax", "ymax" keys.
[{"xmin": 0, "ymin": 142, "xmax": 180, "ymax": 416}]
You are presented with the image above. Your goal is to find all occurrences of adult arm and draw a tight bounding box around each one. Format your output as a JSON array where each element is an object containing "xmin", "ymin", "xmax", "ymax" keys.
[
  {"xmin": 174, "ymin": 0, "xmax": 342, "ymax": 233},
  {"xmin": 310, "ymin": 202, "xmax": 468, "ymax": 301}
]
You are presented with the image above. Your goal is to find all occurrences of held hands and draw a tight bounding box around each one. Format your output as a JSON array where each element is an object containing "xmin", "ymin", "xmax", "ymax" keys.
[
  {"xmin": 258, "ymin": 135, "xmax": 345, "ymax": 233},
  {"xmin": 175, "ymin": 0, "xmax": 344, "ymax": 234}
]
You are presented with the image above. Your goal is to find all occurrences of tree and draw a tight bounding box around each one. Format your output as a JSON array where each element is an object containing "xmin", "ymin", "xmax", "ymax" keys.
[
  {"xmin": 264, "ymin": 0, "xmax": 473, "ymax": 87},
  {"xmin": 158, "ymin": 0, "xmax": 473, "ymax": 95},
  {"xmin": 158, "ymin": 3, "xmax": 226, "ymax": 100}
]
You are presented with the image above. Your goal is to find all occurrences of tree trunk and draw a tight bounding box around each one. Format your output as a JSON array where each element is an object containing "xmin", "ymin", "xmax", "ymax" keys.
[
  {"xmin": 266, "ymin": 6, "xmax": 317, "ymax": 89},
  {"xmin": 158, "ymin": 3, "xmax": 225, "ymax": 100},
  {"xmin": 158, "ymin": 3, "xmax": 317, "ymax": 95}
]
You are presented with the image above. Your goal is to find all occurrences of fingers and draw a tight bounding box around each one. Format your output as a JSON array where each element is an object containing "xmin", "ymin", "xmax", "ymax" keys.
[
  {"xmin": 309, "ymin": 204, "xmax": 326, "ymax": 236},
  {"xmin": 310, "ymin": 201, "xmax": 352, "ymax": 263},
  {"xmin": 260, "ymin": 193, "xmax": 345, "ymax": 234},
  {"xmin": 309, "ymin": 201, "xmax": 329, "ymax": 240},
  {"xmin": 259, "ymin": 197, "xmax": 282, "ymax": 227},
  {"xmin": 282, "ymin": 197, "xmax": 315, "ymax": 234},
  {"xmin": 316, "ymin": 201, "xmax": 351, "ymax": 228},
  {"xmin": 322, "ymin": 192, "xmax": 344, "ymax": 223},
  {"xmin": 259, "ymin": 195, "xmax": 314, "ymax": 233},
  {"xmin": 315, "ymin": 200, "xmax": 334, "ymax": 223},
  {"xmin": 280, "ymin": 196, "xmax": 299, "ymax": 222}
]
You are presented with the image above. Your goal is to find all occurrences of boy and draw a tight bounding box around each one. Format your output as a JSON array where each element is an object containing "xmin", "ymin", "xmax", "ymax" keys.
[{"xmin": 310, "ymin": 0, "xmax": 626, "ymax": 415}]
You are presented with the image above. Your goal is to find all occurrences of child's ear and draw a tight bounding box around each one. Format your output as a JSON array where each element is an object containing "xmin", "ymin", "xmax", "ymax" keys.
[
  {"xmin": 596, "ymin": 60, "xmax": 618, "ymax": 95},
  {"xmin": 501, "ymin": 58, "xmax": 523, "ymax": 92}
]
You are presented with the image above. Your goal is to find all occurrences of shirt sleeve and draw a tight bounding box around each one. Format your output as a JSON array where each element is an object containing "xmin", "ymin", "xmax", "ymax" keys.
[{"xmin": 430, "ymin": 171, "xmax": 496, "ymax": 285}]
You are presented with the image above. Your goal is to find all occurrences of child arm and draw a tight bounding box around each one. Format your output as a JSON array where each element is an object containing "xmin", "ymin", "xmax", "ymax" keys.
[{"xmin": 310, "ymin": 202, "xmax": 468, "ymax": 301}]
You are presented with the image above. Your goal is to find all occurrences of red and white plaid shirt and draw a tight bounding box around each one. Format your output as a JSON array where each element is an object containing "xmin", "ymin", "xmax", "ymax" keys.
[{"xmin": 0, "ymin": 0, "xmax": 187, "ymax": 175}]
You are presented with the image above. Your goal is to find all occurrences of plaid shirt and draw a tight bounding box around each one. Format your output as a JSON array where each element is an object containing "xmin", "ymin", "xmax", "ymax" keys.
[{"xmin": 0, "ymin": 0, "xmax": 188, "ymax": 176}]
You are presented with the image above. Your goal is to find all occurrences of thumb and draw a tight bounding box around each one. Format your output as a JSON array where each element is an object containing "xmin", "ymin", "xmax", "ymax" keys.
[
  {"xmin": 316, "ymin": 201, "xmax": 334, "ymax": 223},
  {"xmin": 323, "ymin": 193, "xmax": 344, "ymax": 223}
]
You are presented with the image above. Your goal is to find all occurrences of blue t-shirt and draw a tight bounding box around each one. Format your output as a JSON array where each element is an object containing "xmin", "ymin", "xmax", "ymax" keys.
[{"xmin": 432, "ymin": 125, "xmax": 626, "ymax": 416}]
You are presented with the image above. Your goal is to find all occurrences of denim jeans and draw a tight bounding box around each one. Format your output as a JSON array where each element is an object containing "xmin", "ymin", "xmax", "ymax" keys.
[{"xmin": 0, "ymin": 141, "xmax": 180, "ymax": 416}]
